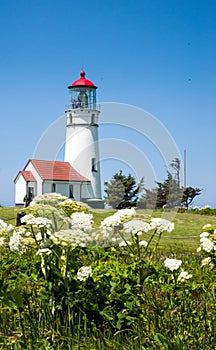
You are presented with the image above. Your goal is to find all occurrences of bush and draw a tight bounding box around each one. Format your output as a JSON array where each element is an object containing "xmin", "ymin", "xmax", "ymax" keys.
[{"xmin": 0, "ymin": 195, "xmax": 216, "ymax": 349}]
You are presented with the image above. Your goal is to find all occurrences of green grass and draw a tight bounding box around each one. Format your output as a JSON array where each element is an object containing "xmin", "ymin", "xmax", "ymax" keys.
[
  {"xmin": 1, "ymin": 206, "xmax": 215, "ymax": 252},
  {"xmin": 0, "ymin": 207, "xmax": 23, "ymax": 225}
]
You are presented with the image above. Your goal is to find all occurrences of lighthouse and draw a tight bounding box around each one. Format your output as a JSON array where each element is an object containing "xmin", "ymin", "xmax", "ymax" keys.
[{"xmin": 64, "ymin": 70, "xmax": 102, "ymax": 202}]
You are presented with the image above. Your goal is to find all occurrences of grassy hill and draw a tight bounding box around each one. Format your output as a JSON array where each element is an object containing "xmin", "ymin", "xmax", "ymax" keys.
[{"xmin": 0, "ymin": 206, "xmax": 215, "ymax": 252}]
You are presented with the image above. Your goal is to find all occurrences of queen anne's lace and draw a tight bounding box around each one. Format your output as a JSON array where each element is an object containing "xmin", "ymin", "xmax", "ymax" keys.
[
  {"xmin": 21, "ymin": 214, "xmax": 52, "ymax": 228},
  {"xmin": 123, "ymin": 220, "xmax": 151, "ymax": 236},
  {"xmin": 200, "ymin": 237, "xmax": 214, "ymax": 252},
  {"xmin": 164, "ymin": 258, "xmax": 182, "ymax": 271},
  {"xmin": 71, "ymin": 211, "xmax": 93, "ymax": 231},
  {"xmin": 50, "ymin": 229, "xmax": 93, "ymax": 247},
  {"xmin": 77, "ymin": 266, "xmax": 92, "ymax": 281},
  {"xmin": 100, "ymin": 208, "xmax": 136, "ymax": 235},
  {"xmin": 9, "ymin": 228, "xmax": 26, "ymax": 254},
  {"xmin": 151, "ymin": 218, "xmax": 174, "ymax": 233},
  {"xmin": 177, "ymin": 270, "xmax": 192, "ymax": 282}
]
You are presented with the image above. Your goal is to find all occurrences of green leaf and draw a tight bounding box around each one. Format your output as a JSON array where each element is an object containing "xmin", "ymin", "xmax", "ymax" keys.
[{"xmin": 154, "ymin": 333, "xmax": 172, "ymax": 350}]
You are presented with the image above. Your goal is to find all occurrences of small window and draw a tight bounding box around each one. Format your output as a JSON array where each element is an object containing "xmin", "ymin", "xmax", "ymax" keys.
[
  {"xmin": 51, "ymin": 183, "xmax": 56, "ymax": 192},
  {"xmin": 91, "ymin": 114, "xmax": 95, "ymax": 124},
  {"xmin": 91, "ymin": 158, "xmax": 97, "ymax": 172}
]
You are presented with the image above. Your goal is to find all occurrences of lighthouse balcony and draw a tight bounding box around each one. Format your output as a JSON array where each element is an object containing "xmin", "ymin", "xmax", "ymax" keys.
[{"xmin": 68, "ymin": 102, "xmax": 100, "ymax": 111}]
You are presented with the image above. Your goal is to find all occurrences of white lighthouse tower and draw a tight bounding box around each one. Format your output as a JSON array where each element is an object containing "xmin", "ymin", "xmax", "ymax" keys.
[{"xmin": 64, "ymin": 70, "xmax": 102, "ymax": 203}]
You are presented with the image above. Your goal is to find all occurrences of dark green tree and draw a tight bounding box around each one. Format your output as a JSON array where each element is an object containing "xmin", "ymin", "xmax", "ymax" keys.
[
  {"xmin": 151, "ymin": 171, "xmax": 182, "ymax": 208},
  {"xmin": 137, "ymin": 188, "xmax": 157, "ymax": 209},
  {"xmin": 104, "ymin": 171, "xmax": 144, "ymax": 209},
  {"xmin": 181, "ymin": 187, "xmax": 202, "ymax": 209}
]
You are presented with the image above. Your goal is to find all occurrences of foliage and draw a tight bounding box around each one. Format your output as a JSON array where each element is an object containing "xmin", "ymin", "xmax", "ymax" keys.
[
  {"xmin": 181, "ymin": 186, "xmax": 202, "ymax": 209},
  {"xmin": 0, "ymin": 195, "xmax": 216, "ymax": 348},
  {"xmin": 59, "ymin": 199, "xmax": 91, "ymax": 216},
  {"xmin": 139, "ymin": 171, "xmax": 182, "ymax": 209},
  {"xmin": 104, "ymin": 170, "xmax": 144, "ymax": 209},
  {"xmin": 138, "ymin": 158, "xmax": 202, "ymax": 210}
]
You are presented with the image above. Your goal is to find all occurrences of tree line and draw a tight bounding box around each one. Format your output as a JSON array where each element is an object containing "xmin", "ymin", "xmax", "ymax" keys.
[{"xmin": 104, "ymin": 158, "xmax": 202, "ymax": 209}]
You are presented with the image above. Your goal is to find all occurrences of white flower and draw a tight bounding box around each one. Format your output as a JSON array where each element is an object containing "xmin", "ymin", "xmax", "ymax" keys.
[
  {"xmin": 123, "ymin": 220, "xmax": 151, "ymax": 236},
  {"xmin": 177, "ymin": 270, "xmax": 192, "ymax": 282},
  {"xmin": 119, "ymin": 240, "xmax": 132, "ymax": 247},
  {"xmin": 200, "ymin": 231, "xmax": 210, "ymax": 238},
  {"xmin": 202, "ymin": 224, "xmax": 212, "ymax": 230},
  {"xmin": 21, "ymin": 214, "xmax": 52, "ymax": 228},
  {"xmin": 36, "ymin": 232, "xmax": 42, "ymax": 241},
  {"xmin": 100, "ymin": 208, "xmax": 136, "ymax": 235},
  {"xmin": 0, "ymin": 219, "xmax": 7, "ymax": 230},
  {"xmin": 9, "ymin": 230, "xmax": 26, "ymax": 254},
  {"xmin": 201, "ymin": 257, "xmax": 212, "ymax": 267},
  {"xmin": 0, "ymin": 237, "xmax": 5, "ymax": 246},
  {"xmin": 50, "ymin": 229, "xmax": 93, "ymax": 247},
  {"xmin": 197, "ymin": 246, "xmax": 201, "ymax": 252},
  {"xmin": 200, "ymin": 237, "xmax": 214, "ymax": 252},
  {"xmin": 151, "ymin": 218, "xmax": 174, "ymax": 233},
  {"xmin": 164, "ymin": 258, "xmax": 182, "ymax": 271},
  {"xmin": 139, "ymin": 240, "xmax": 148, "ymax": 247},
  {"xmin": 36, "ymin": 248, "xmax": 52, "ymax": 256},
  {"xmin": 77, "ymin": 266, "xmax": 92, "ymax": 282},
  {"xmin": 71, "ymin": 211, "xmax": 93, "ymax": 231}
]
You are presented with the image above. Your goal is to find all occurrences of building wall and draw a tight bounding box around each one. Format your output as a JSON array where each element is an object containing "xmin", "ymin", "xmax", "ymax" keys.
[
  {"xmin": 25, "ymin": 162, "xmax": 43, "ymax": 195},
  {"xmin": 15, "ymin": 174, "xmax": 27, "ymax": 205},
  {"xmin": 65, "ymin": 109, "xmax": 102, "ymax": 199},
  {"xmin": 42, "ymin": 181, "xmax": 86, "ymax": 201}
]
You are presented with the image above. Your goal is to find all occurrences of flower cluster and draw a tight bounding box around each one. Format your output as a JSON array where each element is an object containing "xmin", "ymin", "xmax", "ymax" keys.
[
  {"xmin": 199, "ymin": 237, "xmax": 214, "ymax": 253},
  {"xmin": 50, "ymin": 229, "xmax": 93, "ymax": 247},
  {"xmin": 9, "ymin": 228, "xmax": 27, "ymax": 254},
  {"xmin": 100, "ymin": 208, "xmax": 136, "ymax": 236},
  {"xmin": 150, "ymin": 218, "xmax": 174, "ymax": 233},
  {"xmin": 21, "ymin": 214, "xmax": 52, "ymax": 228},
  {"xmin": 71, "ymin": 211, "xmax": 93, "ymax": 231},
  {"xmin": 0, "ymin": 219, "xmax": 14, "ymax": 235},
  {"xmin": 0, "ymin": 219, "xmax": 7, "ymax": 230},
  {"xmin": 0, "ymin": 219, "xmax": 14, "ymax": 247},
  {"xmin": 196, "ymin": 224, "xmax": 216, "ymax": 270},
  {"xmin": 177, "ymin": 270, "xmax": 192, "ymax": 282},
  {"xmin": 60, "ymin": 199, "xmax": 90, "ymax": 216},
  {"xmin": 77, "ymin": 266, "xmax": 92, "ymax": 282},
  {"xmin": 164, "ymin": 258, "xmax": 182, "ymax": 271},
  {"xmin": 30, "ymin": 192, "xmax": 68, "ymax": 207},
  {"xmin": 197, "ymin": 224, "xmax": 216, "ymax": 257},
  {"xmin": 201, "ymin": 257, "xmax": 214, "ymax": 270},
  {"xmin": 123, "ymin": 219, "xmax": 151, "ymax": 236}
]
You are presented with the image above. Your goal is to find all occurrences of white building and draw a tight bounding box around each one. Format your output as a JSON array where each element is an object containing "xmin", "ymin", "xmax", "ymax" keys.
[{"xmin": 14, "ymin": 71, "xmax": 103, "ymax": 208}]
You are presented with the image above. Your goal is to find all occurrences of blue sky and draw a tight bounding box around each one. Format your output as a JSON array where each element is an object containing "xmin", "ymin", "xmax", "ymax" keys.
[{"xmin": 0, "ymin": 0, "xmax": 216, "ymax": 207}]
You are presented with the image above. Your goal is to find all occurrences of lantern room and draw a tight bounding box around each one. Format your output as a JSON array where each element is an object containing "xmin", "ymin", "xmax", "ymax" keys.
[{"xmin": 68, "ymin": 70, "xmax": 98, "ymax": 110}]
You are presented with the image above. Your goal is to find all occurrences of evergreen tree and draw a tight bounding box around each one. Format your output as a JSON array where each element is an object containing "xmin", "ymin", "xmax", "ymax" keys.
[
  {"xmin": 138, "ymin": 158, "xmax": 201, "ymax": 209},
  {"xmin": 181, "ymin": 187, "xmax": 202, "ymax": 209},
  {"xmin": 104, "ymin": 171, "xmax": 144, "ymax": 209}
]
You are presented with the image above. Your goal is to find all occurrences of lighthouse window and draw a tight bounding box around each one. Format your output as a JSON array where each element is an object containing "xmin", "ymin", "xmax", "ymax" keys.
[
  {"xmin": 91, "ymin": 158, "xmax": 97, "ymax": 172},
  {"xmin": 91, "ymin": 114, "xmax": 95, "ymax": 124}
]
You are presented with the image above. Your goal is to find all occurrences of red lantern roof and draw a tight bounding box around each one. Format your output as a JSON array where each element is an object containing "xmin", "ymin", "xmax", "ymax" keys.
[{"xmin": 68, "ymin": 70, "xmax": 97, "ymax": 89}]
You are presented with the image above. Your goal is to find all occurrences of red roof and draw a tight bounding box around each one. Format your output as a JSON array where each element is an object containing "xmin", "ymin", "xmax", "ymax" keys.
[
  {"xmin": 68, "ymin": 70, "xmax": 97, "ymax": 89},
  {"xmin": 30, "ymin": 160, "xmax": 90, "ymax": 182},
  {"xmin": 21, "ymin": 171, "xmax": 36, "ymax": 182}
]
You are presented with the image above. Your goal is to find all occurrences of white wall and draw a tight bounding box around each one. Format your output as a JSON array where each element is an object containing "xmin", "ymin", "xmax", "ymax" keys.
[
  {"xmin": 65, "ymin": 108, "xmax": 102, "ymax": 199},
  {"xmin": 15, "ymin": 174, "xmax": 26, "ymax": 205},
  {"xmin": 25, "ymin": 162, "xmax": 43, "ymax": 196}
]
